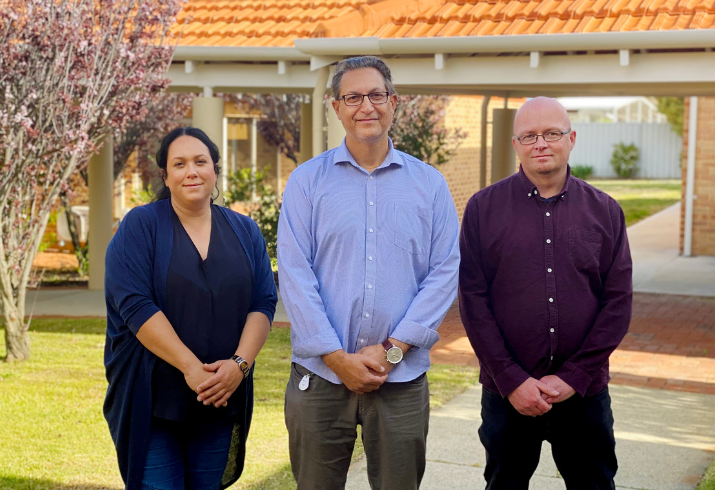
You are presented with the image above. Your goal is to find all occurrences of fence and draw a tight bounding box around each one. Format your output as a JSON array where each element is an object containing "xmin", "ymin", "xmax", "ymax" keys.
[{"xmin": 569, "ymin": 122, "xmax": 682, "ymax": 179}]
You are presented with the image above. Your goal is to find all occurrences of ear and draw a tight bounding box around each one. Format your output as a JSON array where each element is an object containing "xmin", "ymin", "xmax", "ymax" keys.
[
  {"xmin": 389, "ymin": 93, "xmax": 398, "ymax": 111},
  {"xmin": 512, "ymin": 137, "xmax": 519, "ymax": 153},
  {"xmin": 331, "ymin": 99, "xmax": 342, "ymax": 121},
  {"xmin": 160, "ymin": 169, "xmax": 167, "ymax": 181}
]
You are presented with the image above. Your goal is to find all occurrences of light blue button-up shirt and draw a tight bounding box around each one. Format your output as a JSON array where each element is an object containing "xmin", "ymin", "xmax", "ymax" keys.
[{"xmin": 277, "ymin": 138, "xmax": 460, "ymax": 384}]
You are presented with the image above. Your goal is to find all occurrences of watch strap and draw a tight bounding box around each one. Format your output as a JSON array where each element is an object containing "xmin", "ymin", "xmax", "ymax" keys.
[
  {"xmin": 382, "ymin": 339, "xmax": 394, "ymax": 351},
  {"xmin": 230, "ymin": 355, "xmax": 251, "ymax": 378}
]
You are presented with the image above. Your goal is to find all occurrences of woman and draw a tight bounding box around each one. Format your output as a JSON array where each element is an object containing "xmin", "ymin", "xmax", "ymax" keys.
[{"xmin": 104, "ymin": 127, "xmax": 277, "ymax": 490}]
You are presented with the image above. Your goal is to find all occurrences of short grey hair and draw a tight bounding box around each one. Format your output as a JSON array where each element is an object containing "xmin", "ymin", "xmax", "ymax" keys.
[{"xmin": 331, "ymin": 56, "xmax": 397, "ymax": 100}]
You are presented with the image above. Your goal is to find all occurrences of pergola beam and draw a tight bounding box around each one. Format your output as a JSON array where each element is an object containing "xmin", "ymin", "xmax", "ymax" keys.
[{"xmin": 167, "ymin": 51, "xmax": 715, "ymax": 97}]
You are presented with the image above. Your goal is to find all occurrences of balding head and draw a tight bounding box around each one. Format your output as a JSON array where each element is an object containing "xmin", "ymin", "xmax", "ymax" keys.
[{"xmin": 513, "ymin": 97, "xmax": 570, "ymax": 134}]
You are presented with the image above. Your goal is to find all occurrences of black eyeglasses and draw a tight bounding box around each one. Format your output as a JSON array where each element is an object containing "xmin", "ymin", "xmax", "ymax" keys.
[
  {"xmin": 337, "ymin": 92, "xmax": 390, "ymax": 107},
  {"xmin": 514, "ymin": 130, "xmax": 571, "ymax": 145}
]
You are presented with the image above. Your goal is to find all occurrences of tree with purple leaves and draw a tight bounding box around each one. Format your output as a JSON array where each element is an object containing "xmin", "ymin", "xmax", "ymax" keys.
[
  {"xmin": 0, "ymin": 0, "xmax": 182, "ymax": 361},
  {"xmin": 391, "ymin": 95, "xmax": 467, "ymax": 167}
]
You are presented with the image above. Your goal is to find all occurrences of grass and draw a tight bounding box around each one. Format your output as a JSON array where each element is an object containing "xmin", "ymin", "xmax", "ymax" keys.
[
  {"xmin": 0, "ymin": 319, "xmax": 478, "ymax": 490},
  {"xmin": 588, "ymin": 179, "xmax": 681, "ymax": 227},
  {"xmin": 697, "ymin": 458, "xmax": 715, "ymax": 490}
]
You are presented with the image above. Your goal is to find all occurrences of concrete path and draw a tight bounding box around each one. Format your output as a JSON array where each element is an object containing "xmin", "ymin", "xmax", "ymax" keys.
[
  {"xmin": 346, "ymin": 384, "xmax": 715, "ymax": 490},
  {"xmin": 629, "ymin": 203, "xmax": 715, "ymax": 297}
]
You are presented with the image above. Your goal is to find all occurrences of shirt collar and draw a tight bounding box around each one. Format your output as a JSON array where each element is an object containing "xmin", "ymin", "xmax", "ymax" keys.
[
  {"xmin": 518, "ymin": 164, "xmax": 572, "ymax": 200},
  {"xmin": 333, "ymin": 137, "xmax": 404, "ymax": 171}
]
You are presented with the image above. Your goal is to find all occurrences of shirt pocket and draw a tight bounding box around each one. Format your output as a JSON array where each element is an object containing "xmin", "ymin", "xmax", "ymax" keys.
[
  {"xmin": 394, "ymin": 203, "xmax": 432, "ymax": 255},
  {"xmin": 568, "ymin": 229, "xmax": 602, "ymax": 271}
]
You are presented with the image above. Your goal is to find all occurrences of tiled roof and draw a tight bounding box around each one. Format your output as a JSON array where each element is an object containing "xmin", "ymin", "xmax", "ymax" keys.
[
  {"xmin": 174, "ymin": 0, "xmax": 371, "ymax": 47},
  {"xmin": 174, "ymin": 0, "xmax": 715, "ymax": 48},
  {"xmin": 321, "ymin": 0, "xmax": 715, "ymax": 38}
]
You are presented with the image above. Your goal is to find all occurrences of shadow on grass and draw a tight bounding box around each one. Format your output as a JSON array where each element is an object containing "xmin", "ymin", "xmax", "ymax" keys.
[
  {"xmin": 0, "ymin": 317, "xmax": 105, "ymax": 336},
  {"xmin": 0, "ymin": 476, "xmax": 121, "ymax": 490}
]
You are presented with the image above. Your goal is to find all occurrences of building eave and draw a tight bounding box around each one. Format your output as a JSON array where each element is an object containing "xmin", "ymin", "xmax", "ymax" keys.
[{"xmin": 295, "ymin": 29, "xmax": 715, "ymax": 56}]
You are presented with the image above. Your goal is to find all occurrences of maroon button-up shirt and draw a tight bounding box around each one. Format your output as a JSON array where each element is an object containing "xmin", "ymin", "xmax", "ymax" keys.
[{"xmin": 458, "ymin": 166, "xmax": 632, "ymax": 398}]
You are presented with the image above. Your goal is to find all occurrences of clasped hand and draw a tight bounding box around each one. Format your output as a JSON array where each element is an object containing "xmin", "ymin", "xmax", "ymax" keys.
[
  {"xmin": 507, "ymin": 375, "xmax": 575, "ymax": 417},
  {"xmin": 323, "ymin": 346, "xmax": 389, "ymax": 394},
  {"xmin": 184, "ymin": 359, "xmax": 244, "ymax": 408}
]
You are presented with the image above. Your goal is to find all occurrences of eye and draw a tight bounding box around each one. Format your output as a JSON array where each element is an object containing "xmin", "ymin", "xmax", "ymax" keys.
[
  {"xmin": 545, "ymin": 131, "xmax": 561, "ymax": 138},
  {"xmin": 345, "ymin": 95, "xmax": 363, "ymax": 104},
  {"xmin": 521, "ymin": 134, "xmax": 537, "ymax": 141}
]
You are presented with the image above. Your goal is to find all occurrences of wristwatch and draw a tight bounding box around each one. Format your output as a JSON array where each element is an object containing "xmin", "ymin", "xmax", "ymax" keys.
[
  {"xmin": 382, "ymin": 340, "xmax": 403, "ymax": 365},
  {"xmin": 230, "ymin": 355, "xmax": 251, "ymax": 378}
]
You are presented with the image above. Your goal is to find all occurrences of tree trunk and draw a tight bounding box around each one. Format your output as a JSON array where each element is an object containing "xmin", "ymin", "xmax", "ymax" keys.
[{"xmin": 2, "ymin": 300, "xmax": 29, "ymax": 362}]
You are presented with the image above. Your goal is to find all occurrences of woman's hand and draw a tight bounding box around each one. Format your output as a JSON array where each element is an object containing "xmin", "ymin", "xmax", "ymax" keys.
[
  {"xmin": 196, "ymin": 359, "xmax": 244, "ymax": 408},
  {"xmin": 183, "ymin": 362, "xmax": 215, "ymax": 395}
]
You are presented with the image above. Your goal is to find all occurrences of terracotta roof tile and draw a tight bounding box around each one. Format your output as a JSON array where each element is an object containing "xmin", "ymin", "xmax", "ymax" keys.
[
  {"xmin": 176, "ymin": 0, "xmax": 370, "ymax": 46},
  {"xmin": 175, "ymin": 0, "xmax": 715, "ymax": 48}
]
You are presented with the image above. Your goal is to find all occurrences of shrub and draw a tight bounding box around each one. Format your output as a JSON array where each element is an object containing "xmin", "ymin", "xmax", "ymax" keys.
[
  {"xmin": 610, "ymin": 142, "xmax": 640, "ymax": 178},
  {"xmin": 571, "ymin": 165, "xmax": 594, "ymax": 180},
  {"xmin": 224, "ymin": 167, "xmax": 280, "ymax": 260}
]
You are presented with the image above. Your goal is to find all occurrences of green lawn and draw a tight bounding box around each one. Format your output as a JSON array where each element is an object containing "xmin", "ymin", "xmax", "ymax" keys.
[
  {"xmin": 588, "ymin": 179, "xmax": 681, "ymax": 227},
  {"xmin": 698, "ymin": 458, "xmax": 715, "ymax": 490},
  {"xmin": 0, "ymin": 319, "xmax": 478, "ymax": 490}
]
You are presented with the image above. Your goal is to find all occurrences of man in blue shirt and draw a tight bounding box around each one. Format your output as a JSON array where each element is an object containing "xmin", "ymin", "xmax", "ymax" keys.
[{"xmin": 278, "ymin": 56, "xmax": 460, "ymax": 489}]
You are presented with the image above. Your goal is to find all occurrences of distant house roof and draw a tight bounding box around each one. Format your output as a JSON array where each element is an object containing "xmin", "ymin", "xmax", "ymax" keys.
[{"xmin": 173, "ymin": 0, "xmax": 715, "ymax": 48}]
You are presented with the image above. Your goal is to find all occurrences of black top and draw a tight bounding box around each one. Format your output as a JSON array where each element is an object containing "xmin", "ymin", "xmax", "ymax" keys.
[{"xmin": 152, "ymin": 205, "xmax": 254, "ymax": 422}]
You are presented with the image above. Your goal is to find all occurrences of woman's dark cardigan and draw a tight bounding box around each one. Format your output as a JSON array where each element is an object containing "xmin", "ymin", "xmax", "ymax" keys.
[{"xmin": 103, "ymin": 199, "xmax": 277, "ymax": 489}]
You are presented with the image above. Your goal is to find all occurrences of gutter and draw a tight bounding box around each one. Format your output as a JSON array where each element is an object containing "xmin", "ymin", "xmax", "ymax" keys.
[
  {"xmin": 295, "ymin": 30, "xmax": 715, "ymax": 56},
  {"xmin": 173, "ymin": 46, "xmax": 310, "ymax": 62}
]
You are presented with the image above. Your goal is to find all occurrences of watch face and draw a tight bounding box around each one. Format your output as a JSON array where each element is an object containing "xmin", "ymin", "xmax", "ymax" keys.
[{"xmin": 386, "ymin": 347, "xmax": 403, "ymax": 364}]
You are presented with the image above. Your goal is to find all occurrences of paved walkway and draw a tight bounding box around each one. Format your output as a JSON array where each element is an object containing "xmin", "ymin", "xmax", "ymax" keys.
[{"xmin": 629, "ymin": 203, "xmax": 715, "ymax": 297}]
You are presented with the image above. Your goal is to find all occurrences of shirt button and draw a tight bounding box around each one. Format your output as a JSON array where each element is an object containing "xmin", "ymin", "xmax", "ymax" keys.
[
  {"xmin": 369, "ymin": 228, "xmax": 374, "ymax": 233},
  {"xmin": 360, "ymin": 339, "xmax": 365, "ymax": 343},
  {"xmin": 546, "ymin": 212, "xmax": 550, "ymax": 217},
  {"xmin": 528, "ymin": 193, "xmax": 531, "ymax": 197},
  {"xmin": 368, "ymin": 256, "xmax": 373, "ymax": 261},
  {"xmin": 369, "ymin": 201, "xmax": 374, "ymax": 206},
  {"xmin": 550, "ymin": 328, "xmax": 555, "ymax": 333},
  {"xmin": 368, "ymin": 284, "xmax": 372, "ymax": 289},
  {"xmin": 365, "ymin": 313, "xmax": 370, "ymax": 318},
  {"xmin": 534, "ymin": 190, "xmax": 538, "ymax": 194},
  {"xmin": 547, "ymin": 268, "xmax": 552, "ymax": 273},
  {"xmin": 551, "ymin": 356, "xmax": 554, "ymax": 360},
  {"xmin": 549, "ymin": 298, "xmax": 554, "ymax": 303},
  {"xmin": 546, "ymin": 239, "xmax": 551, "ymax": 244},
  {"xmin": 369, "ymin": 176, "xmax": 373, "ymax": 180}
]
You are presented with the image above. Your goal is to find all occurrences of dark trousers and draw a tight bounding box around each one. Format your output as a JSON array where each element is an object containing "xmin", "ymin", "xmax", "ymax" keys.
[
  {"xmin": 285, "ymin": 362, "xmax": 430, "ymax": 490},
  {"xmin": 140, "ymin": 417, "xmax": 234, "ymax": 490},
  {"xmin": 479, "ymin": 387, "xmax": 617, "ymax": 490}
]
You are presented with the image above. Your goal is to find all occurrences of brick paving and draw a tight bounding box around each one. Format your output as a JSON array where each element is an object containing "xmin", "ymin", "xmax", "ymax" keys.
[{"xmin": 430, "ymin": 293, "xmax": 715, "ymax": 395}]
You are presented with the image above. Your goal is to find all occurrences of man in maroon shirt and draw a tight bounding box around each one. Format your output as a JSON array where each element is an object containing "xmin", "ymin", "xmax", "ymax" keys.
[{"xmin": 459, "ymin": 97, "xmax": 632, "ymax": 489}]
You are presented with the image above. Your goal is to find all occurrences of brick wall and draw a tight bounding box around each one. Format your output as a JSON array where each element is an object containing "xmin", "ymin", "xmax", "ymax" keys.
[
  {"xmin": 681, "ymin": 97, "xmax": 715, "ymax": 256},
  {"xmin": 441, "ymin": 95, "xmax": 525, "ymax": 220}
]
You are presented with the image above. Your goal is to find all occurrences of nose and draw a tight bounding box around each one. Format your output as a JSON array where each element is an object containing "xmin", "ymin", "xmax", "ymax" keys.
[
  {"xmin": 186, "ymin": 162, "xmax": 199, "ymax": 177},
  {"xmin": 358, "ymin": 96, "xmax": 375, "ymax": 112},
  {"xmin": 534, "ymin": 134, "xmax": 549, "ymax": 149}
]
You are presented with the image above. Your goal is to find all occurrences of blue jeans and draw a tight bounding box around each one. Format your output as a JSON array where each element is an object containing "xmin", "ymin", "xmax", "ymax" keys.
[
  {"xmin": 141, "ymin": 417, "xmax": 234, "ymax": 490},
  {"xmin": 479, "ymin": 387, "xmax": 617, "ymax": 490}
]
